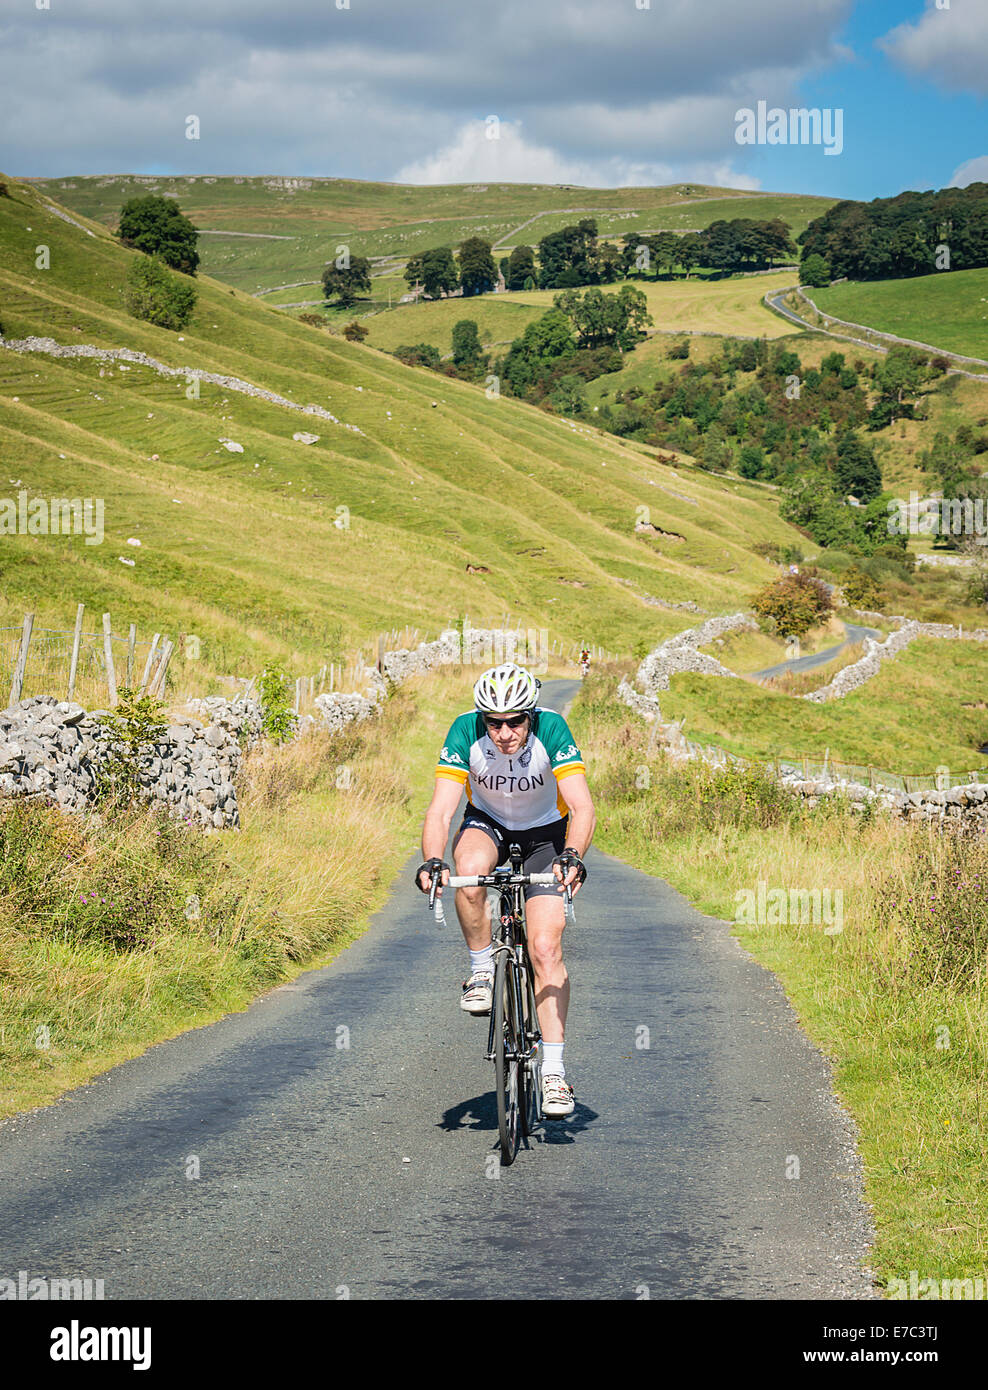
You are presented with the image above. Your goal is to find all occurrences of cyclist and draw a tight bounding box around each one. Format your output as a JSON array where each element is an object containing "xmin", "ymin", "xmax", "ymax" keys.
[
  {"xmin": 579, "ymin": 647, "xmax": 591, "ymax": 678},
  {"xmin": 416, "ymin": 662, "xmax": 595, "ymax": 1118}
]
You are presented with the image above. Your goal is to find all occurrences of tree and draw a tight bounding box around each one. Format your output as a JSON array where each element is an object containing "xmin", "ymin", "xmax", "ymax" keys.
[
  {"xmin": 549, "ymin": 373, "xmax": 589, "ymax": 417},
  {"xmin": 801, "ymin": 252, "xmax": 831, "ymax": 288},
  {"xmin": 870, "ymin": 344, "xmax": 925, "ymax": 427},
  {"xmin": 403, "ymin": 255, "xmax": 423, "ymax": 290},
  {"xmin": 752, "ymin": 572, "xmax": 834, "ymax": 639},
  {"xmin": 552, "ymin": 285, "xmax": 651, "ymax": 350},
  {"xmin": 420, "ymin": 247, "xmax": 459, "ymax": 298},
  {"xmin": 538, "ymin": 219, "xmax": 599, "ymax": 287},
  {"xmin": 918, "ymin": 430, "xmax": 970, "ymax": 495},
  {"xmin": 452, "ymin": 319, "xmax": 483, "ymax": 368},
  {"xmin": 458, "ymin": 237, "xmax": 497, "ymax": 296},
  {"xmin": 124, "ymin": 255, "xmax": 197, "ymax": 330},
  {"xmin": 738, "ymin": 444, "xmax": 766, "ymax": 478},
  {"xmin": 677, "ymin": 233, "xmax": 704, "ymax": 278},
  {"xmin": 835, "ymin": 431, "xmax": 882, "ymax": 502},
  {"xmin": 506, "ymin": 245, "xmax": 536, "ymax": 290},
  {"xmin": 117, "ymin": 195, "xmax": 200, "ymax": 274},
  {"xmin": 321, "ymin": 255, "xmax": 372, "ymax": 307}
]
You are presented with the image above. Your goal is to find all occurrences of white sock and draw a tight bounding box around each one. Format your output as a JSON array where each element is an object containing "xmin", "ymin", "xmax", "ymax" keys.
[
  {"xmin": 469, "ymin": 944, "xmax": 493, "ymax": 975},
  {"xmin": 542, "ymin": 1042, "xmax": 564, "ymax": 1078}
]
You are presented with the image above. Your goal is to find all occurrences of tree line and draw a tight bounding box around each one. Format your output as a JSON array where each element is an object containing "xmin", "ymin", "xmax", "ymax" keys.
[{"xmin": 798, "ymin": 182, "xmax": 988, "ymax": 282}]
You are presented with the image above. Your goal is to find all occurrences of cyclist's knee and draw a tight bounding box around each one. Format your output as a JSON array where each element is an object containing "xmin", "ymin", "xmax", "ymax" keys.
[{"xmin": 528, "ymin": 930, "xmax": 564, "ymax": 974}]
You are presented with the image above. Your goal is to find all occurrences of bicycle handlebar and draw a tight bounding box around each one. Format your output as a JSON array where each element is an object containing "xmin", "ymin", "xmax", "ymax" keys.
[{"xmin": 430, "ymin": 871, "xmax": 574, "ymax": 926}]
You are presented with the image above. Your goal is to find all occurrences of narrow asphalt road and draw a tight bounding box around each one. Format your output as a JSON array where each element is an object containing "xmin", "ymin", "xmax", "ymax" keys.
[
  {"xmin": 0, "ymin": 681, "xmax": 875, "ymax": 1300},
  {"xmin": 749, "ymin": 622, "xmax": 880, "ymax": 682}
]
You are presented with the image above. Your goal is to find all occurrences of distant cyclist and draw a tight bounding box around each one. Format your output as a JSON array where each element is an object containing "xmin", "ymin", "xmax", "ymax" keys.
[
  {"xmin": 579, "ymin": 647, "xmax": 591, "ymax": 677},
  {"xmin": 416, "ymin": 662, "xmax": 595, "ymax": 1117}
]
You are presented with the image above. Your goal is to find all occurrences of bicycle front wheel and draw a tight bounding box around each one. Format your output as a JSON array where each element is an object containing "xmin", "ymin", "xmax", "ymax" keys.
[
  {"xmin": 520, "ymin": 958, "xmax": 541, "ymax": 1138},
  {"xmin": 494, "ymin": 949, "xmax": 521, "ymax": 1165}
]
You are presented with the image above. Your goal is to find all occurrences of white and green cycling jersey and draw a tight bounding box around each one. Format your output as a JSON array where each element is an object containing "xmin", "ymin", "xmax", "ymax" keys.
[{"xmin": 436, "ymin": 708, "xmax": 586, "ymax": 830}]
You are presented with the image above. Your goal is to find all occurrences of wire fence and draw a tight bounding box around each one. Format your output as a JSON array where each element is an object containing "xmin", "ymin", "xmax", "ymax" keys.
[{"xmin": 0, "ymin": 626, "xmax": 155, "ymax": 696}]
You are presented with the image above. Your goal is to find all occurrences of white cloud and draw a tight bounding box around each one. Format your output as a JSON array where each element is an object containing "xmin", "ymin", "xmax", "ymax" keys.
[
  {"xmin": 950, "ymin": 155, "xmax": 988, "ymax": 187},
  {"xmin": 879, "ymin": 2, "xmax": 988, "ymax": 96},
  {"xmin": 0, "ymin": 0, "xmax": 853, "ymax": 179},
  {"xmin": 395, "ymin": 120, "xmax": 760, "ymax": 191}
]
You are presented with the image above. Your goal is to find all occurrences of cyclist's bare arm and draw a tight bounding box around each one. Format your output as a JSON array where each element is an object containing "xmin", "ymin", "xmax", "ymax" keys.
[
  {"xmin": 418, "ymin": 776, "xmax": 464, "ymax": 892},
  {"xmin": 555, "ymin": 772, "xmax": 595, "ymax": 894}
]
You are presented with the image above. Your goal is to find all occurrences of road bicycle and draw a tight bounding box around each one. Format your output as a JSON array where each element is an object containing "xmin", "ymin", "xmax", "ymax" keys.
[{"xmin": 429, "ymin": 846, "xmax": 573, "ymax": 1165}]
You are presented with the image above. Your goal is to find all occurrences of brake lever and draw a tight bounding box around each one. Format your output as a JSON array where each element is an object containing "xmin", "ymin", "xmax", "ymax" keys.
[{"xmin": 429, "ymin": 871, "xmax": 446, "ymax": 927}]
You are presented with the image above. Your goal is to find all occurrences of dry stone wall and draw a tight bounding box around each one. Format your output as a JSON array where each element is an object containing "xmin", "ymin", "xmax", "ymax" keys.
[{"xmin": 0, "ymin": 627, "xmax": 531, "ymax": 830}]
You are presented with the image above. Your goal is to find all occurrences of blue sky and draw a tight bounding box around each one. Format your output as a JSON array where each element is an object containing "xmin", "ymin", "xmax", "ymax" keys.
[
  {"xmin": 744, "ymin": 0, "xmax": 988, "ymax": 198},
  {"xmin": 1, "ymin": 0, "xmax": 985, "ymax": 197}
]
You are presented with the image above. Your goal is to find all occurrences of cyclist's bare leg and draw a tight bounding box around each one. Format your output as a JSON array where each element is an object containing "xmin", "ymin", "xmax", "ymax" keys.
[
  {"xmin": 452, "ymin": 828, "xmax": 499, "ymax": 951},
  {"xmin": 524, "ymin": 895, "xmax": 568, "ymax": 1044}
]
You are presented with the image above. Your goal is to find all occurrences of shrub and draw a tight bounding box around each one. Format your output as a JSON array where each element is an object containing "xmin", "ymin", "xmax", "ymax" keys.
[
  {"xmin": 258, "ymin": 664, "xmax": 297, "ymax": 744},
  {"xmin": 841, "ymin": 566, "xmax": 885, "ymax": 610},
  {"xmin": 342, "ymin": 320, "xmax": 369, "ymax": 343},
  {"xmin": 125, "ymin": 255, "xmax": 197, "ymax": 330},
  {"xmin": 667, "ymin": 339, "xmax": 690, "ymax": 360},
  {"xmin": 393, "ymin": 342, "xmax": 441, "ymax": 370},
  {"xmin": 94, "ymin": 688, "xmax": 167, "ymax": 806}
]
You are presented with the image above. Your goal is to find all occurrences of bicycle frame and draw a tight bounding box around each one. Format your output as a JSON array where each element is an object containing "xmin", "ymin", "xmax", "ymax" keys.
[
  {"xmin": 429, "ymin": 843, "xmax": 574, "ymax": 1159},
  {"xmin": 482, "ymin": 847, "xmax": 540, "ymax": 1073}
]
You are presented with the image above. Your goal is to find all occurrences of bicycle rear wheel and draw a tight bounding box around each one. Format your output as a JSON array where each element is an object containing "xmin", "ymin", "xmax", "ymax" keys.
[{"xmin": 494, "ymin": 949, "xmax": 521, "ymax": 1165}]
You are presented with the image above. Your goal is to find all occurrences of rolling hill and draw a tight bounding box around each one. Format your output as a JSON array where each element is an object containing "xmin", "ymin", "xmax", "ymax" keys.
[{"xmin": 0, "ymin": 172, "xmax": 799, "ymax": 689}]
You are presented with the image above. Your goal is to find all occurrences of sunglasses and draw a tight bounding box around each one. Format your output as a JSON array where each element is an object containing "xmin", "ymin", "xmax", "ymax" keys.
[{"xmin": 484, "ymin": 714, "xmax": 529, "ymax": 730}]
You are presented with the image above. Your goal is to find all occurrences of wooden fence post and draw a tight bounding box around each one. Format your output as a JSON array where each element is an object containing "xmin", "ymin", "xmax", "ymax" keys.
[
  {"xmin": 148, "ymin": 640, "xmax": 173, "ymax": 699},
  {"xmin": 126, "ymin": 623, "xmax": 137, "ymax": 689},
  {"xmin": 67, "ymin": 603, "xmax": 85, "ymax": 701},
  {"xmin": 377, "ymin": 634, "xmax": 384, "ymax": 673},
  {"xmin": 138, "ymin": 633, "xmax": 160, "ymax": 695},
  {"xmin": 102, "ymin": 613, "xmax": 117, "ymax": 706},
  {"xmin": 8, "ymin": 612, "xmax": 34, "ymax": 707}
]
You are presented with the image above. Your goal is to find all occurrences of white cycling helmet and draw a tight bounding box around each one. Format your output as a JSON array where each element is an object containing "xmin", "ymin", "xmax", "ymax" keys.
[{"xmin": 473, "ymin": 662, "xmax": 541, "ymax": 715}]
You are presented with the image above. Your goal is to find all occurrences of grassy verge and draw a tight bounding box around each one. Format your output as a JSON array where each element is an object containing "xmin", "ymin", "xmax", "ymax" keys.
[
  {"xmin": 572, "ymin": 669, "xmax": 988, "ymax": 1292},
  {"xmin": 0, "ymin": 668, "xmax": 469, "ymax": 1116}
]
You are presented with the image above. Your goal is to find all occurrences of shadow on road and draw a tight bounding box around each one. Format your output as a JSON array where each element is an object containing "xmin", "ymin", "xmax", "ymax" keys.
[{"xmin": 438, "ymin": 1091, "xmax": 599, "ymax": 1147}]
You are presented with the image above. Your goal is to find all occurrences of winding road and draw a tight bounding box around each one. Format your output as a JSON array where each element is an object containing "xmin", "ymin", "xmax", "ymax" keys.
[
  {"xmin": 749, "ymin": 621, "xmax": 880, "ymax": 682},
  {"xmin": 0, "ymin": 681, "xmax": 875, "ymax": 1300}
]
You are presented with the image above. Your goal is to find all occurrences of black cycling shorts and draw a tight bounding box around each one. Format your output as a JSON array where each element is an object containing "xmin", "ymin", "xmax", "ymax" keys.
[{"xmin": 452, "ymin": 806, "xmax": 568, "ymax": 900}]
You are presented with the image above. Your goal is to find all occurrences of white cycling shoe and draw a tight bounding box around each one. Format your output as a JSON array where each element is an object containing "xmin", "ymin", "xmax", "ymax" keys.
[
  {"xmin": 541, "ymin": 1073, "xmax": 575, "ymax": 1118},
  {"xmin": 460, "ymin": 970, "xmax": 494, "ymax": 1015}
]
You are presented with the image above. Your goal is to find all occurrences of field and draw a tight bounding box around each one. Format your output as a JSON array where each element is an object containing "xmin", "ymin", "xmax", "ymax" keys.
[
  {"xmin": 661, "ymin": 637, "xmax": 988, "ymax": 774},
  {"xmin": 812, "ymin": 268, "xmax": 988, "ymax": 364},
  {"xmin": 2, "ymin": 172, "xmax": 986, "ymax": 771},
  {"xmin": 29, "ymin": 176, "xmax": 832, "ymax": 297},
  {"xmin": 0, "ymin": 172, "xmax": 806, "ymax": 690}
]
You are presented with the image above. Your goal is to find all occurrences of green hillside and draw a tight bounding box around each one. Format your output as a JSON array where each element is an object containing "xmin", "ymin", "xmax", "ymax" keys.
[
  {"xmin": 0, "ymin": 172, "xmax": 798, "ymax": 684},
  {"xmin": 2, "ymin": 173, "xmax": 984, "ymax": 775},
  {"xmin": 811, "ymin": 269, "xmax": 988, "ymax": 363},
  {"xmin": 29, "ymin": 176, "xmax": 833, "ymax": 297}
]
